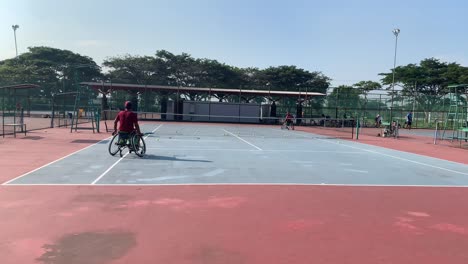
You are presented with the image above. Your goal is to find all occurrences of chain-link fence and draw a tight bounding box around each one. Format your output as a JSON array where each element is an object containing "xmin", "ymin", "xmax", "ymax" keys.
[
  {"xmin": 1, "ymin": 83, "xmax": 95, "ymax": 137},
  {"xmin": 323, "ymin": 90, "xmax": 467, "ymax": 128},
  {"xmin": 100, "ymin": 85, "xmax": 465, "ymax": 128},
  {"xmin": 4, "ymin": 78, "xmax": 465, "ymax": 138}
]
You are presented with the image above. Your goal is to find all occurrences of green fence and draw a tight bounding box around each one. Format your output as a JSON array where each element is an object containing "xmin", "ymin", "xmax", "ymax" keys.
[
  {"xmin": 0, "ymin": 83, "xmax": 94, "ymax": 136},
  {"xmin": 100, "ymin": 87, "xmax": 465, "ymax": 129}
]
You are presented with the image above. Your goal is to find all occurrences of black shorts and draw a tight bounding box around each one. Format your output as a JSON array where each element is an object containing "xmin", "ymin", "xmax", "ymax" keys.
[
  {"xmin": 407, "ymin": 121, "xmax": 412, "ymax": 126},
  {"xmin": 286, "ymin": 120, "xmax": 293, "ymax": 125},
  {"xmin": 118, "ymin": 131, "xmax": 130, "ymax": 139}
]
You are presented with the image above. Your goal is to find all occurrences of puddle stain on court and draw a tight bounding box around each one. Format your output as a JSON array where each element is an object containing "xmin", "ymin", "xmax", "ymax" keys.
[{"xmin": 36, "ymin": 231, "xmax": 136, "ymax": 264}]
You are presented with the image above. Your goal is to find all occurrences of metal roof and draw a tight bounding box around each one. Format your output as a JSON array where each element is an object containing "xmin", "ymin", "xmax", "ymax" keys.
[
  {"xmin": 448, "ymin": 84, "xmax": 468, "ymax": 87},
  {"xmin": 81, "ymin": 82, "xmax": 326, "ymax": 97},
  {"xmin": 0, "ymin": 84, "xmax": 40, "ymax": 90},
  {"xmin": 448, "ymin": 84, "xmax": 468, "ymax": 92}
]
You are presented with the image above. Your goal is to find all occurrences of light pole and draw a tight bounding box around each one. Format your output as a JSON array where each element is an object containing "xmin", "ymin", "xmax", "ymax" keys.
[
  {"xmin": 390, "ymin": 28, "xmax": 400, "ymax": 122},
  {"xmin": 12, "ymin": 25, "xmax": 19, "ymax": 58}
]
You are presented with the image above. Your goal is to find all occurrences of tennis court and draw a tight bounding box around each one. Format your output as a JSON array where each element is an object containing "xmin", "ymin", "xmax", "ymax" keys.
[{"xmin": 1, "ymin": 122, "xmax": 468, "ymax": 264}]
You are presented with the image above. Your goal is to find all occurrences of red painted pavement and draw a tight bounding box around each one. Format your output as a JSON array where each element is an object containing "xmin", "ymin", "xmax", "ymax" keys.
[
  {"xmin": 1, "ymin": 122, "xmax": 468, "ymax": 263},
  {"xmin": 1, "ymin": 185, "xmax": 468, "ymax": 264}
]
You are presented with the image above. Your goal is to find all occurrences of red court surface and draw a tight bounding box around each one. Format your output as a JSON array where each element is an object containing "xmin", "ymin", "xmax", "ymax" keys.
[
  {"xmin": 1, "ymin": 122, "xmax": 468, "ymax": 263},
  {"xmin": 2, "ymin": 185, "xmax": 468, "ymax": 264}
]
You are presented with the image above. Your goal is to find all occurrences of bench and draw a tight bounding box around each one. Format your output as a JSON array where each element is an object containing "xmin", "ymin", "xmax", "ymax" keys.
[
  {"xmin": 445, "ymin": 128, "xmax": 468, "ymax": 147},
  {"xmin": 458, "ymin": 128, "xmax": 468, "ymax": 142},
  {"xmin": 2, "ymin": 113, "xmax": 27, "ymax": 138},
  {"xmin": 3, "ymin": 123, "xmax": 27, "ymax": 137}
]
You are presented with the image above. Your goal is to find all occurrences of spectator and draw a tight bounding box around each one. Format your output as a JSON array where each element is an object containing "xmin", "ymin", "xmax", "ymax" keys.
[
  {"xmin": 375, "ymin": 114, "xmax": 382, "ymax": 128},
  {"xmin": 406, "ymin": 112, "xmax": 413, "ymax": 130}
]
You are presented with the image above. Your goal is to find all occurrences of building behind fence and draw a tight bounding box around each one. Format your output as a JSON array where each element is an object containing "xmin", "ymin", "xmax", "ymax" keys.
[{"xmin": 2, "ymin": 82, "xmax": 467, "ymax": 136}]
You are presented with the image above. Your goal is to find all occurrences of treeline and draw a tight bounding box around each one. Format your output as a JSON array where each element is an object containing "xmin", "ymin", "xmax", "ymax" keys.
[{"xmin": 1, "ymin": 46, "xmax": 467, "ymax": 107}]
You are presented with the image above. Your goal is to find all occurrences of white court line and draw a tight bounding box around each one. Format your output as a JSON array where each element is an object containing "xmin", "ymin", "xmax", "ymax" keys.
[
  {"xmin": 271, "ymin": 129, "xmax": 468, "ymax": 176},
  {"xmin": 316, "ymin": 138, "xmax": 468, "ymax": 176},
  {"xmin": 91, "ymin": 152, "xmax": 131, "ymax": 184},
  {"xmin": 157, "ymin": 139, "xmax": 229, "ymax": 142},
  {"xmin": 145, "ymin": 147, "xmax": 363, "ymax": 154},
  {"xmin": 269, "ymin": 127, "xmax": 337, "ymax": 139},
  {"xmin": 344, "ymin": 169, "xmax": 369, "ymax": 174},
  {"xmin": 91, "ymin": 124, "xmax": 163, "ymax": 185},
  {"xmin": 222, "ymin": 129, "xmax": 262, "ymax": 151},
  {"xmin": 280, "ymin": 129, "xmax": 468, "ymax": 172},
  {"xmin": 5, "ymin": 183, "xmax": 468, "ymax": 188},
  {"xmin": 2, "ymin": 135, "xmax": 113, "ymax": 185}
]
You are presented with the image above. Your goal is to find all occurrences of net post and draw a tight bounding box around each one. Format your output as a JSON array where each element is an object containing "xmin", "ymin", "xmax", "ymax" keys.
[
  {"xmin": 50, "ymin": 95, "xmax": 55, "ymax": 128},
  {"xmin": 355, "ymin": 118, "xmax": 359, "ymax": 140}
]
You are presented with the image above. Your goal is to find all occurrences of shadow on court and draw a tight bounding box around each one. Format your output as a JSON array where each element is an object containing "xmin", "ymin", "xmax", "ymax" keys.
[{"xmin": 141, "ymin": 154, "xmax": 212, "ymax": 163}]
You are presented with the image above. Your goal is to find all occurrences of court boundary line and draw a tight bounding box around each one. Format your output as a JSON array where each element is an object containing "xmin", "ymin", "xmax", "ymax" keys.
[
  {"xmin": 268, "ymin": 127, "xmax": 352, "ymax": 140},
  {"xmin": 279, "ymin": 129, "xmax": 468, "ymax": 169},
  {"xmin": 145, "ymin": 147, "xmax": 364, "ymax": 154},
  {"xmin": 271, "ymin": 128, "xmax": 468, "ymax": 176},
  {"xmin": 91, "ymin": 124, "xmax": 163, "ymax": 185},
  {"xmin": 1, "ymin": 135, "xmax": 113, "ymax": 185},
  {"xmin": 222, "ymin": 129, "xmax": 262, "ymax": 150},
  {"xmin": 91, "ymin": 152, "xmax": 131, "ymax": 184},
  {"xmin": 4, "ymin": 183, "xmax": 468, "ymax": 188},
  {"xmin": 315, "ymin": 138, "xmax": 468, "ymax": 176}
]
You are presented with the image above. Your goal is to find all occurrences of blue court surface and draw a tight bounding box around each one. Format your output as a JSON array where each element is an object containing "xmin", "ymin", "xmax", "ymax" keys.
[{"xmin": 4, "ymin": 123, "xmax": 468, "ymax": 186}]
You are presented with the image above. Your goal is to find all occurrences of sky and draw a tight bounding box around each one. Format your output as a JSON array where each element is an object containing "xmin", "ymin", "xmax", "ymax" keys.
[{"xmin": 1, "ymin": 0, "xmax": 467, "ymax": 86}]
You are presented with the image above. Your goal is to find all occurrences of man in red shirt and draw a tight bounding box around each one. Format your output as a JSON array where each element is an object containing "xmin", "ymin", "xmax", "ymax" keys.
[
  {"xmin": 113, "ymin": 101, "xmax": 142, "ymax": 145},
  {"xmin": 283, "ymin": 112, "xmax": 294, "ymax": 130}
]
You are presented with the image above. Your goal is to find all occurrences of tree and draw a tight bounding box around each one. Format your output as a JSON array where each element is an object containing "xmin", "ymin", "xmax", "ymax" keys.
[
  {"xmin": 353, "ymin": 81, "xmax": 382, "ymax": 94},
  {"xmin": 0, "ymin": 46, "xmax": 101, "ymax": 98},
  {"xmin": 353, "ymin": 80, "xmax": 382, "ymax": 113},
  {"xmin": 380, "ymin": 58, "xmax": 468, "ymax": 94},
  {"xmin": 104, "ymin": 55, "xmax": 164, "ymax": 111},
  {"xmin": 379, "ymin": 58, "xmax": 468, "ymax": 120},
  {"xmin": 103, "ymin": 55, "xmax": 156, "ymax": 85},
  {"xmin": 328, "ymin": 86, "xmax": 362, "ymax": 108},
  {"xmin": 256, "ymin": 65, "xmax": 330, "ymax": 113},
  {"xmin": 237, "ymin": 67, "xmax": 266, "ymax": 89},
  {"xmin": 261, "ymin": 65, "xmax": 330, "ymax": 93},
  {"xmin": 327, "ymin": 85, "xmax": 364, "ymax": 118}
]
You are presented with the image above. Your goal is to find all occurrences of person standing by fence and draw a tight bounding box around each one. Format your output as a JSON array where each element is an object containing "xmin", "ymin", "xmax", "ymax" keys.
[
  {"xmin": 375, "ymin": 114, "xmax": 382, "ymax": 128},
  {"xmin": 406, "ymin": 112, "xmax": 413, "ymax": 130}
]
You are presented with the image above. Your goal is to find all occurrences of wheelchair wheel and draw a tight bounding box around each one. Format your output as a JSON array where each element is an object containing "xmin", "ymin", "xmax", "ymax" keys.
[
  {"xmin": 132, "ymin": 134, "xmax": 146, "ymax": 157},
  {"xmin": 108, "ymin": 134, "xmax": 120, "ymax": 156}
]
